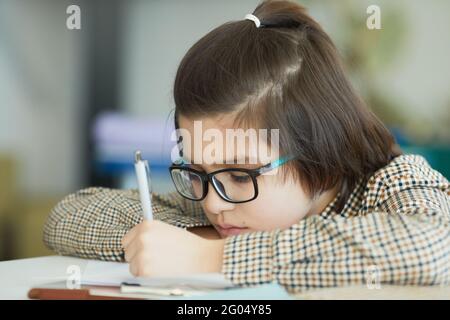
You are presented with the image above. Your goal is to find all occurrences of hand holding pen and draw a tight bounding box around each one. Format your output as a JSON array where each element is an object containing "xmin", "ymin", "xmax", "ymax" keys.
[{"xmin": 123, "ymin": 150, "xmax": 225, "ymax": 278}]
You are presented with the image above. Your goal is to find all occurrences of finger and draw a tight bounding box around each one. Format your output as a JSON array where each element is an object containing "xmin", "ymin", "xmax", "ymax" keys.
[
  {"xmin": 129, "ymin": 254, "xmax": 150, "ymax": 277},
  {"xmin": 121, "ymin": 224, "xmax": 141, "ymax": 249},
  {"xmin": 129, "ymin": 260, "xmax": 139, "ymax": 277},
  {"xmin": 123, "ymin": 220, "xmax": 155, "ymax": 249},
  {"xmin": 124, "ymin": 239, "xmax": 140, "ymax": 263}
]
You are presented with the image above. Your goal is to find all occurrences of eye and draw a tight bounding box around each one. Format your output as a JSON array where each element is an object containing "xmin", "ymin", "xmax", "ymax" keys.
[{"xmin": 229, "ymin": 172, "xmax": 252, "ymax": 183}]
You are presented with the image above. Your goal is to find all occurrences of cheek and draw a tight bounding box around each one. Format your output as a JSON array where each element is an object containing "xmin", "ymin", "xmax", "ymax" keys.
[{"xmin": 241, "ymin": 176, "xmax": 312, "ymax": 231}]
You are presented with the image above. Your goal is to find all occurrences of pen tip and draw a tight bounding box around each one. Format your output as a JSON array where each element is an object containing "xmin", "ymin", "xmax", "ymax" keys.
[{"xmin": 135, "ymin": 150, "xmax": 142, "ymax": 162}]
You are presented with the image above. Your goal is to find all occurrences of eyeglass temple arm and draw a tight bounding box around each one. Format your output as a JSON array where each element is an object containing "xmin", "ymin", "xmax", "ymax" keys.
[{"xmin": 257, "ymin": 155, "xmax": 298, "ymax": 175}]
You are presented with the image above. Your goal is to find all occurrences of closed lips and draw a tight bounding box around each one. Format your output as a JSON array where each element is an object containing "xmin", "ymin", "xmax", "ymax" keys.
[
  {"xmin": 218, "ymin": 224, "xmax": 245, "ymax": 229},
  {"xmin": 215, "ymin": 224, "xmax": 249, "ymax": 236}
]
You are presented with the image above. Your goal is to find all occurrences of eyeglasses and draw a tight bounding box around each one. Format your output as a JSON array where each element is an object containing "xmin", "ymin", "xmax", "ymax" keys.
[{"xmin": 169, "ymin": 155, "xmax": 299, "ymax": 204}]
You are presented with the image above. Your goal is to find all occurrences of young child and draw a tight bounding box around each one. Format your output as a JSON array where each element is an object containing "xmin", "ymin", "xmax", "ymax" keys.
[{"xmin": 43, "ymin": 0, "xmax": 450, "ymax": 293}]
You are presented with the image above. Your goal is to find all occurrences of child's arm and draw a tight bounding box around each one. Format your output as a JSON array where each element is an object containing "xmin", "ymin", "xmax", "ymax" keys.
[
  {"xmin": 222, "ymin": 167, "xmax": 450, "ymax": 293},
  {"xmin": 43, "ymin": 187, "xmax": 212, "ymax": 261}
]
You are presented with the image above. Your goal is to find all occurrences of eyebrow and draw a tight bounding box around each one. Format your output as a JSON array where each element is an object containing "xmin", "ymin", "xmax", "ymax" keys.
[
  {"xmin": 226, "ymin": 156, "xmax": 261, "ymax": 165},
  {"xmin": 181, "ymin": 156, "xmax": 262, "ymax": 168}
]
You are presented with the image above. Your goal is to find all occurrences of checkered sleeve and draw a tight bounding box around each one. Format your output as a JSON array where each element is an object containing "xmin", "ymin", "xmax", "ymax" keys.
[
  {"xmin": 222, "ymin": 159, "xmax": 450, "ymax": 293},
  {"xmin": 43, "ymin": 187, "xmax": 210, "ymax": 261}
]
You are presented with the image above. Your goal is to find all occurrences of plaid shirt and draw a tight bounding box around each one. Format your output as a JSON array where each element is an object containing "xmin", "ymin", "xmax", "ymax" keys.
[{"xmin": 43, "ymin": 154, "xmax": 450, "ymax": 293}]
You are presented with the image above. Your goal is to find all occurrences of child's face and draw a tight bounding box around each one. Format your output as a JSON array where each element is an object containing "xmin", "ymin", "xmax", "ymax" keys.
[{"xmin": 177, "ymin": 114, "xmax": 336, "ymax": 238}]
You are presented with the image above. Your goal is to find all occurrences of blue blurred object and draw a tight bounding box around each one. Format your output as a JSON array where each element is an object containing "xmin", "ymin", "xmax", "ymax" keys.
[
  {"xmin": 391, "ymin": 127, "xmax": 450, "ymax": 180},
  {"xmin": 390, "ymin": 126, "xmax": 411, "ymax": 146},
  {"xmin": 400, "ymin": 144, "xmax": 450, "ymax": 180},
  {"xmin": 188, "ymin": 283, "xmax": 292, "ymax": 300},
  {"xmin": 92, "ymin": 111, "xmax": 177, "ymax": 192}
]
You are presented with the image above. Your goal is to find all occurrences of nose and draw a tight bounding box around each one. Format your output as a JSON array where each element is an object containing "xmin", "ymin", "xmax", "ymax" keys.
[{"xmin": 202, "ymin": 181, "xmax": 235, "ymax": 215}]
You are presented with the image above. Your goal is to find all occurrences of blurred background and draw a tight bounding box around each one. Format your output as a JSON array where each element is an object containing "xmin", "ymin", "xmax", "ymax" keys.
[{"xmin": 0, "ymin": 0, "xmax": 449, "ymax": 260}]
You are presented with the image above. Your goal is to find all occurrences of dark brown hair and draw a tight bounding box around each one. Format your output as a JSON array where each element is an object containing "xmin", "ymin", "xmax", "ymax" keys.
[{"xmin": 173, "ymin": 0, "xmax": 401, "ymax": 212}]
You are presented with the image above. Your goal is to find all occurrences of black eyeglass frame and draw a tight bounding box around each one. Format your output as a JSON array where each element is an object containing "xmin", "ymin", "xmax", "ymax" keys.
[
  {"xmin": 168, "ymin": 155, "xmax": 298, "ymax": 204},
  {"xmin": 169, "ymin": 165, "xmax": 264, "ymax": 204}
]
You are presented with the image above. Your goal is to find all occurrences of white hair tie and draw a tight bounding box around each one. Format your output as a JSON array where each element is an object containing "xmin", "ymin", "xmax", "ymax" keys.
[{"xmin": 244, "ymin": 13, "xmax": 261, "ymax": 28}]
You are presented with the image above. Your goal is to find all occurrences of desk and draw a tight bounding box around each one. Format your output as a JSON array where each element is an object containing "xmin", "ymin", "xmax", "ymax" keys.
[
  {"xmin": 0, "ymin": 256, "xmax": 93, "ymax": 299},
  {"xmin": 0, "ymin": 256, "xmax": 449, "ymax": 300}
]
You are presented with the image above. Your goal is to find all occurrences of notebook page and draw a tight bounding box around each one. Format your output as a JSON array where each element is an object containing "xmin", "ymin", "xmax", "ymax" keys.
[{"xmin": 80, "ymin": 260, "xmax": 233, "ymax": 289}]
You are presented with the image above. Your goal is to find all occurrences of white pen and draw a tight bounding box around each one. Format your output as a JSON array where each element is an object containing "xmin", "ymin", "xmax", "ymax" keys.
[{"xmin": 134, "ymin": 150, "xmax": 153, "ymax": 220}]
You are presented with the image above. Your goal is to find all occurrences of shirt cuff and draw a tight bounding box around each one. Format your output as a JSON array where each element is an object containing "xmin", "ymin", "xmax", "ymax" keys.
[{"xmin": 221, "ymin": 230, "xmax": 277, "ymax": 286}]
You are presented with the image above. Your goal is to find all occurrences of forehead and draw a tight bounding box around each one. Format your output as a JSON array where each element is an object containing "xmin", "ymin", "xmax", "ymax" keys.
[
  {"xmin": 179, "ymin": 113, "xmax": 236, "ymax": 132},
  {"xmin": 176, "ymin": 114, "xmax": 278, "ymax": 165}
]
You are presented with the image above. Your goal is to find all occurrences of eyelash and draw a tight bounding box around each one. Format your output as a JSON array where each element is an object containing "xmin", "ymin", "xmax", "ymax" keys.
[
  {"xmin": 229, "ymin": 173, "xmax": 252, "ymax": 183},
  {"xmin": 185, "ymin": 166, "xmax": 252, "ymax": 184}
]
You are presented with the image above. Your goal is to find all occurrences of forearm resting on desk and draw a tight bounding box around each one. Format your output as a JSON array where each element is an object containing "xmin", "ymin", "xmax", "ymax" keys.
[{"xmin": 43, "ymin": 187, "xmax": 213, "ymax": 261}]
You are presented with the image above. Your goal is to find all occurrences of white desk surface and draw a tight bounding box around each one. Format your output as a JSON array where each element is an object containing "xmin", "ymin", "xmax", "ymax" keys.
[
  {"xmin": 1, "ymin": 255, "xmax": 449, "ymax": 300},
  {"xmin": 0, "ymin": 256, "xmax": 96, "ymax": 299}
]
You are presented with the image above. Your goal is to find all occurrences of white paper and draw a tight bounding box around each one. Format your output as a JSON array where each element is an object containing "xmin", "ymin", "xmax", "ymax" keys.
[
  {"xmin": 131, "ymin": 273, "xmax": 234, "ymax": 290},
  {"xmin": 80, "ymin": 260, "xmax": 233, "ymax": 290},
  {"xmin": 80, "ymin": 260, "xmax": 133, "ymax": 286}
]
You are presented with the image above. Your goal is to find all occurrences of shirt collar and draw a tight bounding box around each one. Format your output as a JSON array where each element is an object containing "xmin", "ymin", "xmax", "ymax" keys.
[{"xmin": 318, "ymin": 191, "xmax": 341, "ymax": 219}]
